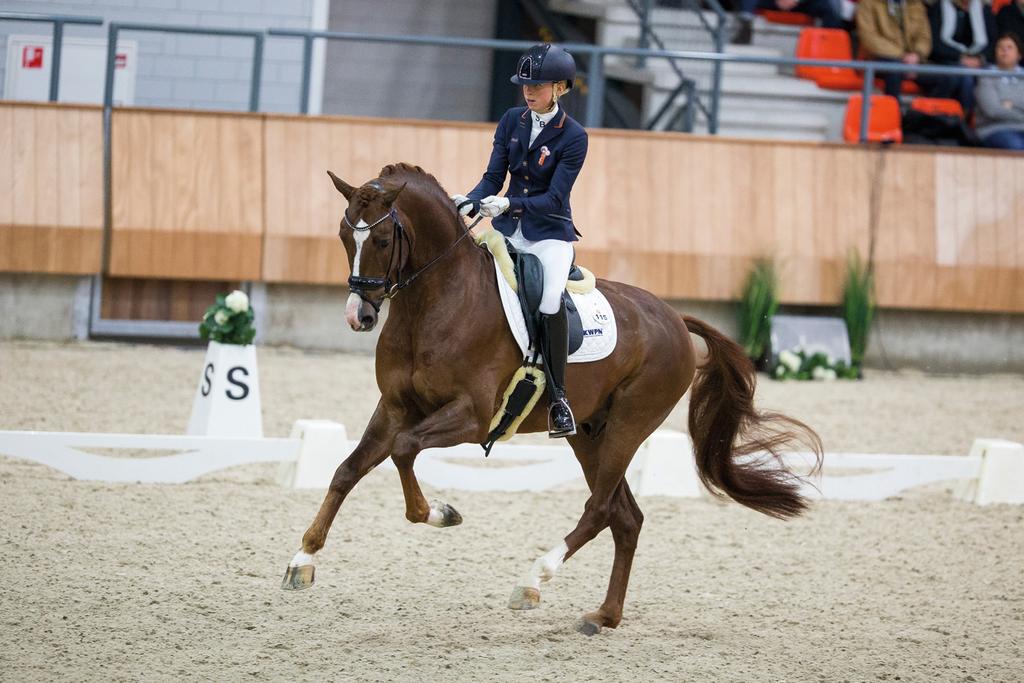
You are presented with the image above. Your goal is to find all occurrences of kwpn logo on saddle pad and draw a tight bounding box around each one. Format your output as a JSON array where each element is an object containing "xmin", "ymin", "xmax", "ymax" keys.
[{"xmin": 582, "ymin": 328, "xmax": 604, "ymax": 337}]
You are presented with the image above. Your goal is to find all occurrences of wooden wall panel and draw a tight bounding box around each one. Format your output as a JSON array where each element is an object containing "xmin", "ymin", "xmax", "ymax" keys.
[
  {"xmin": 261, "ymin": 115, "xmax": 494, "ymax": 284},
  {"xmin": 110, "ymin": 109, "xmax": 263, "ymax": 280},
  {"xmin": 0, "ymin": 102, "xmax": 103, "ymax": 274},
  {"xmin": 100, "ymin": 277, "xmax": 237, "ymax": 322},
  {"xmin": 10, "ymin": 104, "xmax": 1021, "ymax": 314}
]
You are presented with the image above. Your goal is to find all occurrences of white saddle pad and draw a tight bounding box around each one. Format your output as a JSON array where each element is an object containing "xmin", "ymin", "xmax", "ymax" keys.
[{"xmin": 491, "ymin": 259, "xmax": 618, "ymax": 363}]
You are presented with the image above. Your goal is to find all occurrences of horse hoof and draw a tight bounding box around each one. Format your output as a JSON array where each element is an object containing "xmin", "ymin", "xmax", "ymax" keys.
[
  {"xmin": 575, "ymin": 618, "xmax": 603, "ymax": 636},
  {"xmin": 507, "ymin": 586, "xmax": 541, "ymax": 610},
  {"xmin": 281, "ymin": 564, "xmax": 315, "ymax": 591},
  {"xmin": 427, "ymin": 501, "xmax": 463, "ymax": 528}
]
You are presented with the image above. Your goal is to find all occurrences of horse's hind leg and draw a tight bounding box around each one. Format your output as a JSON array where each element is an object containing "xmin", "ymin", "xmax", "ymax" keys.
[
  {"xmin": 508, "ymin": 424, "xmax": 645, "ymax": 618},
  {"xmin": 393, "ymin": 454, "xmax": 463, "ymax": 528},
  {"xmin": 577, "ymin": 481, "xmax": 643, "ymax": 635}
]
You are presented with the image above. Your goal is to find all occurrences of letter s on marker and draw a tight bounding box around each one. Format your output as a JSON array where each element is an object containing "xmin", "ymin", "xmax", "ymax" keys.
[
  {"xmin": 225, "ymin": 366, "xmax": 250, "ymax": 400},
  {"xmin": 201, "ymin": 363, "xmax": 214, "ymax": 396}
]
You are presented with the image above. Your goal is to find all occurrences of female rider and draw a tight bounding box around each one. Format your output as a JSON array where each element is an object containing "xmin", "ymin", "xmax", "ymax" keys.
[{"xmin": 451, "ymin": 43, "xmax": 587, "ymax": 439}]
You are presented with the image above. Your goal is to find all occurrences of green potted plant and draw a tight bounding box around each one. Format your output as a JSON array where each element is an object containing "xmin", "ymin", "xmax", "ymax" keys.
[
  {"xmin": 841, "ymin": 251, "xmax": 874, "ymax": 376},
  {"xmin": 738, "ymin": 257, "xmax": 779, "ymax": 369}
]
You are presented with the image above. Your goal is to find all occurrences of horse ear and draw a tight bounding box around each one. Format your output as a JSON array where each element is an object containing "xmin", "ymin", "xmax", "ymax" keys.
[
  {"xmin": 382, "ymin": 182, "xmax": 406, "ymax": 206},
  {"xmin": 327, "ymin": 170, "xmax": 355, "ymax": 200}
]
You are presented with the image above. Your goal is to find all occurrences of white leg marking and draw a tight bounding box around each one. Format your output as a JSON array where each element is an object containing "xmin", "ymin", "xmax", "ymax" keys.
[
  {"xmin": 520, "ymin": 541, "xmax": 569, "ymax": 590},
  {"xmin": 289, "ymin": 550, "xmax": 315, "ymax": 568},
  {"xmin": 426, "ymin": 500, "xmax": 455, "ymax": 527}
]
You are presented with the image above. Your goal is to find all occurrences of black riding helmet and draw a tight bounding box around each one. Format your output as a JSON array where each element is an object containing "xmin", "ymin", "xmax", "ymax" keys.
[{"xmin": 510, "ymin": 43, "xmax": 576, "ymax": 90}]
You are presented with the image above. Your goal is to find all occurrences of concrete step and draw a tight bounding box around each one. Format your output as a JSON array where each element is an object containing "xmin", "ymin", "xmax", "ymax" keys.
[{"xmin": 553, "ymin": 0, "xmax": 804, "ymax": 53}]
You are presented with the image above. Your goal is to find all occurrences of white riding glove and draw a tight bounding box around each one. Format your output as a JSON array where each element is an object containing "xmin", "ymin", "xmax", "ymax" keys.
[
  {"xmin": 479, "ymin": 195, "xmax": 510, "ymax": 218},
  {"xmin": 450, "ymin": 194, "xmax": 475, "ymax": 216}
]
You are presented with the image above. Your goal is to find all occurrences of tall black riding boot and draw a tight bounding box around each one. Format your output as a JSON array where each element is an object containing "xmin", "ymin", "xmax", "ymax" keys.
[{"xmin": 539, "ymin": 303, "xmax": 576, "ymax": 438}]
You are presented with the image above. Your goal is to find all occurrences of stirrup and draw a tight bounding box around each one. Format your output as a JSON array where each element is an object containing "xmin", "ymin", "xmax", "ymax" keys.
[{"xmin": 548, "ymin": 398, "xmax": 576, "ymax": 438}]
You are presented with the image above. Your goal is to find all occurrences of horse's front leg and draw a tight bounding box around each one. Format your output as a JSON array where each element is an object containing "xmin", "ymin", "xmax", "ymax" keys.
[
  {"xmin": 394, "ymin": 454, "xmax": 463, "ymax": 528},
  {"xmin": 282, "ymin": 401, "xmax": 398, "ymax": 590},
  {"xmin": 389, "ymin": 395, "xmax": 483, "ymax": 526}
]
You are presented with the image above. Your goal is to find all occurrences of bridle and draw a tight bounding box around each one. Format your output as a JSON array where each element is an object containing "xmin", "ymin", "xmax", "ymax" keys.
[{"xmin": 343, "ymin": 203, "xmax": 483, "ymax": 311}]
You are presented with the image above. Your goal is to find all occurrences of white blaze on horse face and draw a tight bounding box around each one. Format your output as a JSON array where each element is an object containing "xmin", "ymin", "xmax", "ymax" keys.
[
  {"xmin": 345, "ymin": 219, "xmax": 370, "ymax": 329},
  {"xmin": 520, "ymin": 541, "xmax": 569, "ymax": 590}
]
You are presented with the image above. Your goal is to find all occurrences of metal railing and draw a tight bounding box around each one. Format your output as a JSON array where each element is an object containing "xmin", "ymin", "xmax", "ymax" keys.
[
  {"xmin": 102, "ymin": 22, "xmax": 264, "ymax": 111},
  {"xmin": 267, "ymin": 28, "xmax": 1007, "ymax": 142},
  {"xmin": 0, "ymin": 12, "xmax": 104, "ymax": 101},
  {"xmin": 5, "ymin": 10, "xmax": 1010, "ymax": 143}
]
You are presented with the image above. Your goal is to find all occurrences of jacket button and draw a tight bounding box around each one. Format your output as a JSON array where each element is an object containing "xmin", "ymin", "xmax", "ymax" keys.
[
  {"xmin": 522, "ymin": 189, "xmax": 528, "ymax": 194},
  {"xmin": 524, "ymin": 175, "xmax": 529, "ymax": 180},
  {"xmin": 522, "ymin": 162, "xmax": 527, "ymax": 167}
]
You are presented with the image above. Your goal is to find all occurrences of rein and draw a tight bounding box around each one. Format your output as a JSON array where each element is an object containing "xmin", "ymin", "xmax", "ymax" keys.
[{"xmin": 344, "ymin": 205, "xmax": 484, "ymax": 310}]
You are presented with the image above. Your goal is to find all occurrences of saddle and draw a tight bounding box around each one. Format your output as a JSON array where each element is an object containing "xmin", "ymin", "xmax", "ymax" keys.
[
  {"xmin": 507, "ymin": 241, "xmax": 585, "ymax": 358},
  {"xmin": 473, "ymin": 228, "xmax": 614, "ymax": 454}
]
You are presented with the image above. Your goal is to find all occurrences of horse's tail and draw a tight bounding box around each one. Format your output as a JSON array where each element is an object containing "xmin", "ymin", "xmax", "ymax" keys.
[{"xmin": 683, "ymin": 315, "xmax": 823, "ymax": 520}]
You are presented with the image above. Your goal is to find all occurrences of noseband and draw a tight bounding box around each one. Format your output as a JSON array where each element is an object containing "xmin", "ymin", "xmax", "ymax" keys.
[{"xmin": 343, "ymin": 206, "xmax": 482, "ymax": 311}]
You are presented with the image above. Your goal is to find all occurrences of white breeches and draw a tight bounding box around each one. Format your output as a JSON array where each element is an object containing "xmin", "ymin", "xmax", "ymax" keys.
[{"xmin": 508, "ymin": 227, "xmax": 575, "ymax": 315}]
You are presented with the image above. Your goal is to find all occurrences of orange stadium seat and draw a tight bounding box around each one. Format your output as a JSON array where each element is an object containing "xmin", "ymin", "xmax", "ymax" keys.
[
  {"xmin": 843, "ymin": 94, "xmax": 903, "ymax": 143},
  {"xmin": 909, "ymin": 97, "xmax": 965, "ymax": 118},
  {"xmin": 992, "ymin": 0, "xmax": 1012, "ymax": 12},
  {"xmin": 758, "ymin": 9, "xmax": 815, "ymax": 25},
  {"xmin": 795, "ymin": 28, "xmax": 864, "ymax": 90}
]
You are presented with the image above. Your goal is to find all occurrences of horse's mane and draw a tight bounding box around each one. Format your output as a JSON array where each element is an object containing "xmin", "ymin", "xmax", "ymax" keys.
[{"xmin": 373, "ymin": 163, "xmax": 462, "ymax": 222}]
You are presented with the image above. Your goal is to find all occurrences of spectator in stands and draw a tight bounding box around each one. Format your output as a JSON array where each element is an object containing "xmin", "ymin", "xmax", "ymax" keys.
[
  {"xmin": 926, "ymin": 0, "xmax": 998, "ymax": 112},
  {"xmin": 996, "ymin": 0, "xmax": 1024, "ymax": 42},
  {"xmin": 974, "ymin": 32, "xmax": 1024, "ymax": 149},
  {"xmin": 732, "ymin": 0, "xmax": 843, "ymax": 44},
  {"xmin": 856, "ymin": 0, "xmax": 933, "ymax": 97}
]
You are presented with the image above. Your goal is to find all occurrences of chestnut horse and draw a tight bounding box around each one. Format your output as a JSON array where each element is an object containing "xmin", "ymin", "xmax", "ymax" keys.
[{"xmin": 282, "ymin": 163, "xmax": 822, "ymax": 635}]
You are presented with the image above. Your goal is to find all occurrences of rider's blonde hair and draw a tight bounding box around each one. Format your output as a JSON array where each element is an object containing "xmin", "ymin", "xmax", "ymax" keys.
[{"xmin": 547, "ymin": 80, "xmax": 569, "ymax": 111}]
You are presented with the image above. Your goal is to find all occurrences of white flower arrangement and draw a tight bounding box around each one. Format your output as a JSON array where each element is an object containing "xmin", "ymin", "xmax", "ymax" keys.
[
  {"xmin": 772, "ymin": 347, "xmax": 857, "ymax": 381},
  {"xmin": 199, "ymin": 289, "xmax": 255, "ymax": 345},
  {"xmin": 225, "ymin": 290, "xmax": 250, "ymax": 313}
]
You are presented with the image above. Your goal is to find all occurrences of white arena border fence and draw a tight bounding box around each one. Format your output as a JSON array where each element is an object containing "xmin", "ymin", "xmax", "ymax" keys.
[{"xmin": 0, "ymin": 422, "xmax": 1021, "ymax": 505}]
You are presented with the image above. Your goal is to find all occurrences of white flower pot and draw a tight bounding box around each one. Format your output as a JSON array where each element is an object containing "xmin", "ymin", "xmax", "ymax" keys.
[{"xmin": 186, "ymin": 341, "xmax": 263, "ymax": 438}]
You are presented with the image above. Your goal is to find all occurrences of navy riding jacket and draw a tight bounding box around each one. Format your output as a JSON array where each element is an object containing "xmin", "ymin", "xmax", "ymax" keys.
[{"xmin": 468, "ymin": 105, "xmax": 587, "ymax": 242}]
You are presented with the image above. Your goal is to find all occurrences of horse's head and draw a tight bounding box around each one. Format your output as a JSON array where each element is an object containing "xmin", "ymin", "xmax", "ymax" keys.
[{"xmin": 328, "ymin": 170, "xmax": 408, "ymax": 332}]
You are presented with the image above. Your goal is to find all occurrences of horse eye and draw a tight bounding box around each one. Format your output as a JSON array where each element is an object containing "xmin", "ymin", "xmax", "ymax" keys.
[{"xmin": 375, "ymin": 237, "xmax": 391, "ymax": 248}]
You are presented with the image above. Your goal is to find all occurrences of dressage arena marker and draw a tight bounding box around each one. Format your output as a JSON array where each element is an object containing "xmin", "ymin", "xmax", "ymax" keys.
[
  {"xmin": 186, "ymin": 341, "xmax": 263, "ymax": 438},
  {"xmin": 0, "ymin": 424, "xmax": 1020, "ymax": 504}
]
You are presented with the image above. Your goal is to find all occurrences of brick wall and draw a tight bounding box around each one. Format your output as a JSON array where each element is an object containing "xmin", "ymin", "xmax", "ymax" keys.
[
  {"xmin": 0, "ymin": 0, "xmax": 317, "ymax": 113},
  {"xmin": 323, "ymin": 0, "xmax": 498, "ymax": 122}
]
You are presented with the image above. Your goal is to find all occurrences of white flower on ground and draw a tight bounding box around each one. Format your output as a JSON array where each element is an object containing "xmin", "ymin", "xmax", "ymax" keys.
[
  {"xmin": 225, "ymin": 290, "xmax": 249, "ymax": 313},
  {"xmin": 823, "ymin": 368, "xmax": 837, "ymax": 381},
  {"xmin": 779, "ymin": 350, "xmax": 801, "ymax": 372},
  {"xmin": 774, "ymin": 365, "xmax": 786, "ymax": 378},
  {"xmin": 214, "ymin": 310, "xmax": 229, "ymax": 325},
  {"xmin": 812, "ymin": 366, "xmax": 827, "ymax": 380}
]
